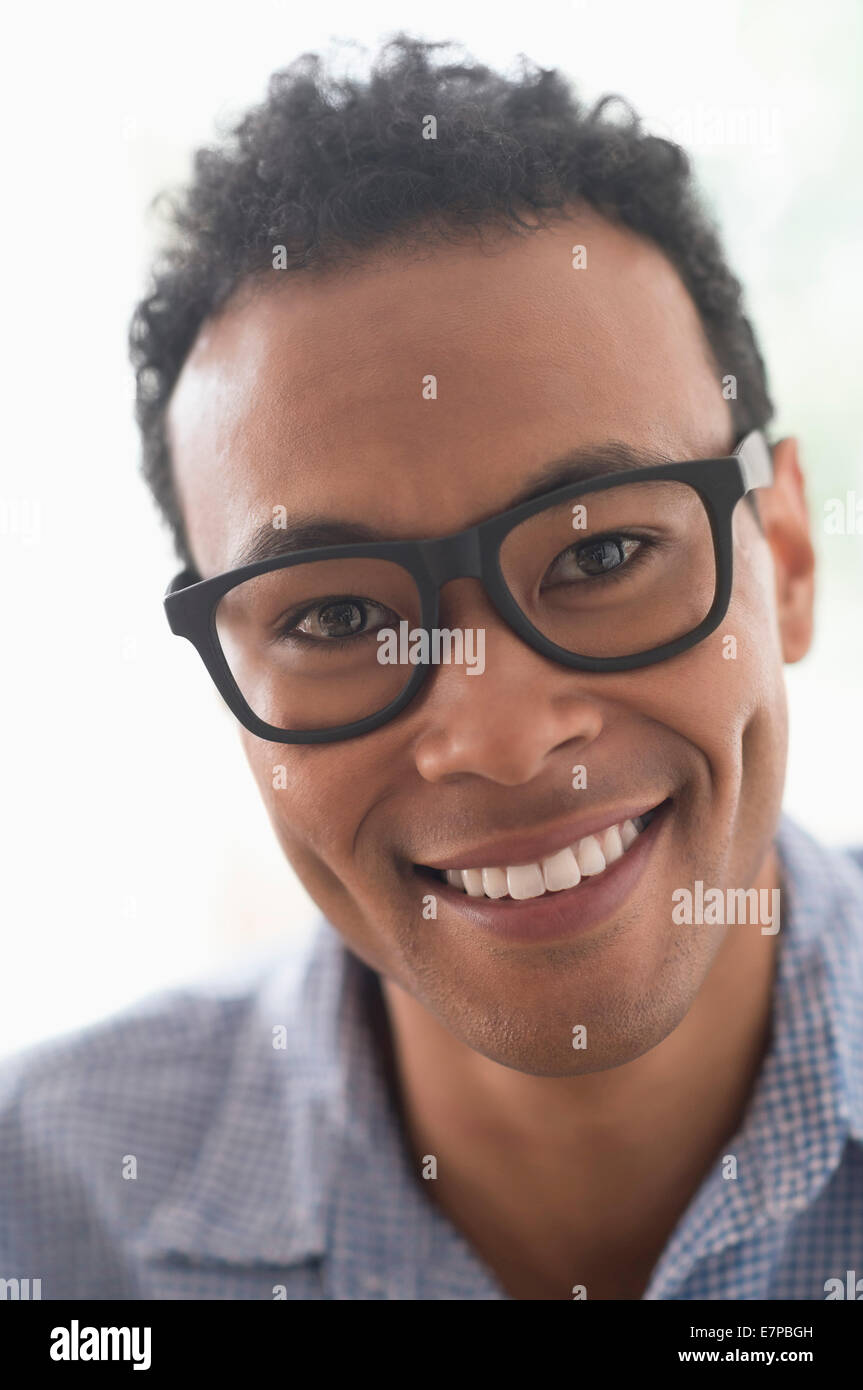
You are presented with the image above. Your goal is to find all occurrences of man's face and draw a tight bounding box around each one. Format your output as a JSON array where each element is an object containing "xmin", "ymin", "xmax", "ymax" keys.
[{"xmin": 168, "ymin": 207, "xmax": 801, "ymax": 1075}]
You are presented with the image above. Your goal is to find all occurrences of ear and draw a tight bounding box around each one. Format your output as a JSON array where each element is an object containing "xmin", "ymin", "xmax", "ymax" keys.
[{"xmin": 755, "ymin": 437, "xmax": 815, "ymax": 663}]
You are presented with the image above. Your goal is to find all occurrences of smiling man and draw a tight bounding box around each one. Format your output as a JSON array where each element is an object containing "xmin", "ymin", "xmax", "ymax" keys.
[{"xmin": 2, "ymin": 35, "xmax": 862, "ymax": 1303}]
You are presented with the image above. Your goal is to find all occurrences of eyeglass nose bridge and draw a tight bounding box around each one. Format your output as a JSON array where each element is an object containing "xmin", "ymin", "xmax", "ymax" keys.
[{"xmin": 419, "ymin": 527, "xmax": 484, "ymax": 587}]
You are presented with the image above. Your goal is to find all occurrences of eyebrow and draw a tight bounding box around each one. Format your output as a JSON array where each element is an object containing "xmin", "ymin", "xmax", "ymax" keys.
[{"xmin": 229, "ymin": 440, "xmax": 686, "ymax": 569}]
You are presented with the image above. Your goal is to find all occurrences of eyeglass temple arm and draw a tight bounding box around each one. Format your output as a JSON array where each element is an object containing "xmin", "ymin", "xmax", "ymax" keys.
[
  {"xmin": 735, "ymin": 430, "xmax": 773, "ymax": 493},
  {"xmin": 165, "ymin": 566, "xmax": 201, "ymax": 597}
]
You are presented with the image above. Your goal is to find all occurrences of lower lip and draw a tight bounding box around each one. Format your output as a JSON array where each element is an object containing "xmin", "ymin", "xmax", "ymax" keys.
[{"xmin": 423, "ymin": 803, "xmax": 670, "ymax": 945}]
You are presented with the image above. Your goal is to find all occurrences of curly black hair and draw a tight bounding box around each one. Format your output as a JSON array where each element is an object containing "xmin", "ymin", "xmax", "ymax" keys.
[{"xmin": 130, "ymin": 32, "xmax": 774, "ymax": 566}]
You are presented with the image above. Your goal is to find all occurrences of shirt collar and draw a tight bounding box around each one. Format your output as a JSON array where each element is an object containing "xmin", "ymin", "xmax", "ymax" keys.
[
  {"xmin": 134, "ymin": 923, "xmax": 467, "ymax": 1293},
  {"xmin": 770, "ymin": 813, "xmax": 863, "ymax": 1147},
  {"xmin": 645, "ymin": 813, "xmax": 863, "ymax": 1294},
  {"xmin": 135, "ymin": 813, "xmax": 863, "ymax": 1279},
  {"xmin": 134, "ymin": 927, "xmax": 354, "ymax": 1268}
]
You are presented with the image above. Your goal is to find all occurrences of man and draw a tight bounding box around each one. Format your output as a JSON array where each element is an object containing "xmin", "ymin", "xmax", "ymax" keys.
[{"xmin": 2, "ymin": 35, "xmax": 861, "ymax": 1301}]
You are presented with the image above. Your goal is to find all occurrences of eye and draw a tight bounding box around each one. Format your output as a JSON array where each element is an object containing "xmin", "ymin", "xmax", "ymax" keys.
[
  {"xmin": 545, "ymin": 535, "xmax": 643, "ymax": 585},
  {"xmin": 288, "ymin": 596, "xmax": 394, "ymax": 640},
  {"xmin": 577, "ymin": 537, "xmax": 640, "ymax": 576}
]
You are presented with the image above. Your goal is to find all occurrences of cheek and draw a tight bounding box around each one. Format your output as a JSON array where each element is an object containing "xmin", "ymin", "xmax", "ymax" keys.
[
  {"xmin": 240, "ymin": 732, "xmax": 383, "ymax": 885},
  {"xmin": 675, "ymin": 515, "xmax": 785, "ymax": 744},
  {"xmin": 243, "ymin": 734, "xmax": 343, "ymax": 846},
  {"xmin": 725, "ymin": 525, "xmax": 786, "ymax": 713},
  {"xmin": 609, "ymin": 535, "xmax": 786, "ymax": 793}
]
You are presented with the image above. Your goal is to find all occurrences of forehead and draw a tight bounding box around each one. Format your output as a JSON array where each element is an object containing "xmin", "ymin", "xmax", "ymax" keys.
[{"xmin": 168, "ymin": 207, "xmax": 730, "ymax": 576}]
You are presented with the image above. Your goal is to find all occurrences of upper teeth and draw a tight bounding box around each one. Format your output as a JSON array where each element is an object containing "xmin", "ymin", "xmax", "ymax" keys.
[{"xmin": 443, "ymin": 817, "xmax": 645, "ymax": 900}]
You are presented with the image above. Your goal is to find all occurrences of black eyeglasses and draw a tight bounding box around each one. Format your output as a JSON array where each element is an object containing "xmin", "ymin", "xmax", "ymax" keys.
[{"xmin": 164, "ymin": 431, "xmax": 773, "ymax": 744}]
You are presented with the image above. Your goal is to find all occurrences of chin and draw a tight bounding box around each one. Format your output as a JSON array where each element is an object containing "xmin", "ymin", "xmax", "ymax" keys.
[{"xmin": 428, "ymin": 960, "xmax": 698, "ymax": 1077}]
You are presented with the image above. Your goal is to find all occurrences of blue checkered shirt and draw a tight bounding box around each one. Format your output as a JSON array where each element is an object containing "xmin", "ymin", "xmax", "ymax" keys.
[{"xmin": 2, "ymin": 814, "xmax": 862, "ymax": 1300}]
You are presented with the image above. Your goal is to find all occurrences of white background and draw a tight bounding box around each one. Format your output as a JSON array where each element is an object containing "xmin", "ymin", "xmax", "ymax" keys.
[{"xmin": 1, "ymin": 0, "xmax": 861, "ymax": 1053}]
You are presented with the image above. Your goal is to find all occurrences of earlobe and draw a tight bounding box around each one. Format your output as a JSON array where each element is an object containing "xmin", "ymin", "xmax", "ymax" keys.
[{"xmin": 758, "ymin": 437, "xmax": 816, "ymax": 664}]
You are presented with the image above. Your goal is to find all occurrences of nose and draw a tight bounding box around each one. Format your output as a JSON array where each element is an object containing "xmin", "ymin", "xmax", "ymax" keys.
[{"xmin": 411, "ymin": 584, "xmax": 604, "ymax": 786}]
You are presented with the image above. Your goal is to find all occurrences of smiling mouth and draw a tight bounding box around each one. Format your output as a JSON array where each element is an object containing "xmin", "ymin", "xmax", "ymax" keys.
[{"xmin": 417, "ymin": 800, "xmax": 669, "ymax": 902}]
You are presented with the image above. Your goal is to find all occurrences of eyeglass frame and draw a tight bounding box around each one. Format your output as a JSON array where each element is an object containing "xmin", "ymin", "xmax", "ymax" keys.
[{"xmin": 164, "ymin": 430, "xmax": 774, "ymax": 744}]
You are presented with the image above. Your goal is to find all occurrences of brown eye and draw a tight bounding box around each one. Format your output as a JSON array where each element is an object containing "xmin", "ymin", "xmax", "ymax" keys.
[
  {"xmin": 308, "ymin": 600, "xmax": 366, "ymax": 638},
  {"xmin": 544, "ymin": 535, "xmax": 642, "ymax": 588},
  {"xmin": 288, "ymin": 596, "xmax": 395, "ymax": 641},
  {"xmin": 577, "ymin": 538, "xmax": 637, "ymax": 576}
]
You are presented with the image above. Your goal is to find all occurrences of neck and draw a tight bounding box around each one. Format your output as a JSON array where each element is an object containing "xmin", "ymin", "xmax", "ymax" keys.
[{"xmin": 380, "ymin": 847, "xmax": 781, "ymax": 1300}]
